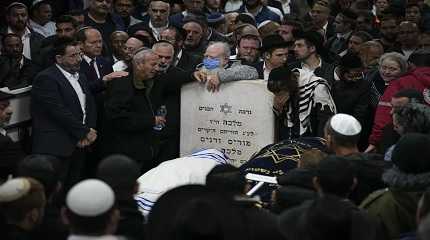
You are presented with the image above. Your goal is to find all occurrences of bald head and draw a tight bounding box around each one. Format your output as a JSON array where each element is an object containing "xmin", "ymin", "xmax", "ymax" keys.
[
  {"xmin": 80, "ymin": 28, "xmax": 103, "ymax": 58},
  {"xmin": 124, "ymin": 37, "xmax": 144, "ymax": 61}
]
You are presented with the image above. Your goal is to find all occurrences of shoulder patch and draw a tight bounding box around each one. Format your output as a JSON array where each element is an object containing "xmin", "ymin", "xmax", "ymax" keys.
[{"xmin": 359, "ymin": 188, "xmax": 389, "ymax": 208}]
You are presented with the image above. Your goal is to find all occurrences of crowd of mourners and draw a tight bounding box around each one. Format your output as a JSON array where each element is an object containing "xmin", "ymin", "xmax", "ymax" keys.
[{"xmin": 0, "ymin": 0, "xmax": 430, "ymax": 239}]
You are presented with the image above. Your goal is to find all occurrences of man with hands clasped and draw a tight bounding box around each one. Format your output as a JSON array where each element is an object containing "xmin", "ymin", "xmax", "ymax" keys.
[{"xmin": 31, "ymin": 38, "xmax": 98, "ymax": 190}]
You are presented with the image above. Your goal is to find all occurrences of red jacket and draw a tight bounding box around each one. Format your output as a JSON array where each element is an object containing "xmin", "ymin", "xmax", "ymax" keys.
[{"xmin": 369, "ymin": 67, "xmax": 430, "ymax": 145}]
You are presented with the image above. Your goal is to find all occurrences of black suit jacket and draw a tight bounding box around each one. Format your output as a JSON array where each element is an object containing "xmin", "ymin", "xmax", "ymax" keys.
[
  {"xmin": 0, "ymin": 133, "xmax": 25, "ymax": 179},
  {"xmin": 0, "ymin": 28, "xmax": 45, "ymax": 67},
  {"xmin": 176, "ymin": 51, "xmax": 201, "ymax": 72},
  {"xmin": 31, "ymin": 65, "xmax": 97, "ymax": 157},
  {"xmin": 79, "ymin": 56, "xmax": 113, "ymax": 94},
  {"xmin": 253, "ymin": 61, "xmax": 265, "ymax": 80},
  {"xmin": 0, "ymin": 56, "xmax": 38, "ymax": 89}
]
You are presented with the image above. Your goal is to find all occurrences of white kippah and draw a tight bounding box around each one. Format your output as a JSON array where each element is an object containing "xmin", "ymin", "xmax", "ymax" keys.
[
  {"xmin": 330, "ymin": 113, "xmax": 362, "ymax": 136},
  {"xmin": 0, "ymin": 178, "xmax": 31, "ymax": 202},
  {"xmin": 66, "ymin": 179, "xmax": 115, "ymax": 217}
]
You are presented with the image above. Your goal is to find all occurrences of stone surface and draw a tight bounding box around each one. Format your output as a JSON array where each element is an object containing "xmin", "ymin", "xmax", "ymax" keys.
[{"xmin": 180, "ymin": 80, "xmax": 275, "ymax": 166}]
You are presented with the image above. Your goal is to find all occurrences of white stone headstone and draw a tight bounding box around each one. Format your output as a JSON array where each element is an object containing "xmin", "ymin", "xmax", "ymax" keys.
[{"xmin": 180, "ymin": 80, "xmax": 275, "ymax": 167}]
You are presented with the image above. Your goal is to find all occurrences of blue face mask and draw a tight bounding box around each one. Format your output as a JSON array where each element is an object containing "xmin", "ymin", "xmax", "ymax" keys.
[{"xmin": 203, "ymin": 57, "xmax": 221, "ymax": 70}]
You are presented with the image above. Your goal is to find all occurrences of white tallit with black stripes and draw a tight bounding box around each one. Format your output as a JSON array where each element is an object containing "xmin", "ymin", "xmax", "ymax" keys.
[{"xmin": 286, "ymin": 68, "xmax": 337, "ymax": 135}]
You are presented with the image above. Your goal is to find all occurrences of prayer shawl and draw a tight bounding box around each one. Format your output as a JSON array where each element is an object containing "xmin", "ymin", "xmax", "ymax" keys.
[
  {"xmin": 286, "ymin": 68, "xmax": 337, "ymax": 135},
  {"xmin": 134, "ymin": 149, "xmax": 229, "ymax": 217}
]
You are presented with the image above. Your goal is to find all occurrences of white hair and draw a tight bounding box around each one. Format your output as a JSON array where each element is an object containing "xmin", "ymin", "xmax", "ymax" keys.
[
  {"xmin": 133, "ymin": 48, "xmax": 153, "ymax": 64},
  {"xmin": 207, "ymin": 41, "xmax": 231, "ymax": 59}
]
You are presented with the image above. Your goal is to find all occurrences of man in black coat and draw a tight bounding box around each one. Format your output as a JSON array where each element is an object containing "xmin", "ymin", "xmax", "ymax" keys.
[
  {"xmin": 31, "ymin": 38, "xmax": 97, "ymax": 189},
  {"xmin": 0, "ymin": 2, "xmax": 44, "ymax": 67},
  {"xmin": 0, "ymin": 33, "xmax": 38, "ymax": 89},
  {"xmin": 0, "ymin": 90, "xmax": 25, "ymax": 180},
  {"xmin": 332, "ymin": 53, "xmax": 373, "ymax": 150},
  {"xmin": 160, "ymin": 26, "xmax": 201, "ymax": 72},
  {"xmin": 103, "ymin": 48, "xmax": 197, "ymax": 173}
]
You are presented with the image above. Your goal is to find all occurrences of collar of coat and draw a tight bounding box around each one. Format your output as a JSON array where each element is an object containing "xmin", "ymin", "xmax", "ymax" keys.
[{"xmin": 382, "ymin": 166, "xmax": 430, "ymax": 191}]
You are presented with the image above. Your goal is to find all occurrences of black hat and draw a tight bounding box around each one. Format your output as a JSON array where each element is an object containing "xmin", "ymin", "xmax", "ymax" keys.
[
  {"xmin": 340, "ymin": 9, "xmax": 358, "ymax": 20},
  {"xmin": 392, "ymin": 133, "xmax": 430, "ymax": 174},
  {"xmin": 339, "ymin": 52, "xmax": 363, "ymax": 69},
  {"xmin": 237, "ymin": 13, "xmax": 256, "ymax": 27},
  {"xmin": 293, "ymin": 30, "xmax": 330, "ymax": 58},
  {"xmin": 183, "ymin": 14, "xmax": 208, "ymax": 28},
  {"xmin": 0, "ymin": 91, "xmax": 13, "ymax": 102},
  {"xmin": 260, "ymin": 34, "xmax": 289, "ymax": 52}
]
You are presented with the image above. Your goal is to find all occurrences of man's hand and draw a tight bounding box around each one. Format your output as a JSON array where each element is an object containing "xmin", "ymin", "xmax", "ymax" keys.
[
  {"xmin": 206, "ymin": 74, "xmax": 220, "ymax": 92},
  {"xmin": 273, "ymin": 92, "xmax": 290, "ymax": 112},
  {"xmin": 193, "ymin": 70, "xmax": 207, "ymax": 83},
  {"xmin": 155, "ymin": 116, "xmax": 166, "ymax": 126},
  {"xmin": 87, "ymin": 128, "xmax": 97, "ymax": 143},
  {"xmin": 76, "ymin": 128, "xmax": 97, "ymax": 148},
  {"xmin": 77, "ymin": 139, "xmax": 90, "ymax": 148},
  {"xmin": 102, "ymin": 71, "xmax": 129, "ymax": 82},
  {"xmin": 365, "ymin": 144, "xmax": 376, "ymax": 153}
]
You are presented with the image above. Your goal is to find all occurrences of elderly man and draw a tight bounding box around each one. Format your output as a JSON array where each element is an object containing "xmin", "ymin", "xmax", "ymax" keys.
[
  {"xmin": 113, "ymin": 36, "xmax": 145, "ymax": 71},
  {"xmin": 109, "ymin": 31, "xmax": 129, "ymax": 65},
  {"xmin": 196, "ymin": 41, "xmax": 259, "ymax": 91},
  {"xmin": 103, "ymin": 49, "xmax": 163, "ymax": 172},
  {"xmin": 0, "ymin": 91, "xmax": 25, "ymax": 179}
]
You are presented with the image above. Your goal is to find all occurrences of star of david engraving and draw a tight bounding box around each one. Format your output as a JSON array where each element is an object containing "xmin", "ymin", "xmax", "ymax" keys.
[{"xmin": 220, "ymin": 103, "xmax": 232, "ymax": 115}]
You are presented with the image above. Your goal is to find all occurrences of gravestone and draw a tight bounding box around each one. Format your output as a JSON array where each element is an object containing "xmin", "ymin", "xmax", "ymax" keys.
[{"xmin": 180, "ymin": 80, "xmax": 275, "ymax": 167}]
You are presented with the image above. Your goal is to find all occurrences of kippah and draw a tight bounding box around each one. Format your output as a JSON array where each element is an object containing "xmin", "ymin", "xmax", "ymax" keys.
[
  {"xmin": 0, "ymin": 178, "xmax": 31, "ymax": 202},
  {"xmin": 66, "ymin": 179, "xmax": 115, "ymax": 217},
  {"xmin": 7, "ymin": 2, "xmax": 28, "ymax": 11},
  {"xmin": 330, "ymin": 114, "xmax": 362, "ymax": 136},
  {"xmin": 207, "ymin": 12, "xmax": 225, "ymax": 24}
]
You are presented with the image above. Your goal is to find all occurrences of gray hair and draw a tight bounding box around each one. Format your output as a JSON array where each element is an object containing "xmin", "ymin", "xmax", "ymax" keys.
[
  {"xmin": 152, "ymin": 42, "xmax": 174, "ymax": 55},
  {"xmin": 207, "ymin": 41, "xmax": 231, "ymax": 59},
  {"xmin": 378, "ymin": 52, "xmax": 409, "ymax": 74},
  {"xmin": 133, "ymin": 48, "xmax": 153, "ymax": 64}
]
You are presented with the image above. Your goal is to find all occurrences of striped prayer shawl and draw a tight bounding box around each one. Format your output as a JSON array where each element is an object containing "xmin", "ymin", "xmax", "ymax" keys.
[{"xmin": 287, "ymin": 69, "xmax": 337, "ymax": 135}]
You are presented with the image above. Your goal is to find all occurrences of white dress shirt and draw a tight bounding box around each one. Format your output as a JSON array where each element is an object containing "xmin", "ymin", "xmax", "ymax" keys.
[
  {"xmin": 56, "ymin": 64, "xmax": 87, "ymax": 124},
  {"xmin": 113, "ymin": 60, "xmax": 128, "ymax": 72},
  {"xmin": 82, "ymin": 55, "xmax": 101, "ymax": 79},
  {"xmin": 263, "ymin": 62, "xmax": 271, "ymax": 81},
  {"xmin": 8, "ymin": 27, "xmax": 31, "ymax": 60},
  {"xmin": 149, "ymin": 21, "xmax": 168, "ymax": 41}
]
